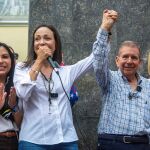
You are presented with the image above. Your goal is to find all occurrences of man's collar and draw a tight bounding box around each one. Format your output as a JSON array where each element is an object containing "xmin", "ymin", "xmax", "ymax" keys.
[{"xmin": 117, "ymin": 69, "xmax": 142, "ymax": 84}]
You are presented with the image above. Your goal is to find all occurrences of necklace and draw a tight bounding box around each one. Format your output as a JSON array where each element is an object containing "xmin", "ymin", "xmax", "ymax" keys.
[{"xmin": 41, "ymin": 72, "xmax": 54, "ymax": 113}]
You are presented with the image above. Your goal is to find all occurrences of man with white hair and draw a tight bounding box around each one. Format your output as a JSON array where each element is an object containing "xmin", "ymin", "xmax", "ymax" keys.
[{"xmin": 93, "ymin": 9, "xmax": 150, "ymax": 150}]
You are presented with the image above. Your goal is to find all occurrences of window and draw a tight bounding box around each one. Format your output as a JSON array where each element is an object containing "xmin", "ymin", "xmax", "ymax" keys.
[{"xmin": 0, "ymin": 0, "xmax": 29, "ymax": 24}]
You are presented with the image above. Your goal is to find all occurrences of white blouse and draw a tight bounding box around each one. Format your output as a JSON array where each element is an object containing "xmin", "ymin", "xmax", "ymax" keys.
[
  {"xmin": 0, "ymin": 117, "xmax": 17, "ymax": 132},
  {"xmin": 14, "ymin": 54, "xmax": 93, "ymax": 145}
]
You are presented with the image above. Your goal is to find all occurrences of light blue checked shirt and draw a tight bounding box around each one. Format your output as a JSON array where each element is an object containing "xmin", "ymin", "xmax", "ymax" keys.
[{"xmin": 93, "ymin": 28, "xmax": 150, "ymax": 136}]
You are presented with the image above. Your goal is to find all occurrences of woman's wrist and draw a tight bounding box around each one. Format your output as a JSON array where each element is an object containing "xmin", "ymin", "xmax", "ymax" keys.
[
  {"xmin": 12, "ymin": 105, "xmax": 19, "ymax": 113},
  {"xmin": 30, "ymin": 68, "xmax": 39, "ymax": 75},
  {"xmin": 31, "ymin": 59, "xmax": 43, "ymax": 74}
]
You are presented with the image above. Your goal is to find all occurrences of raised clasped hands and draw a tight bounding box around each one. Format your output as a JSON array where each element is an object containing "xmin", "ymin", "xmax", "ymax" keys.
[{"xmin": 101, "ymin": 9, "xmax": 118, "ymax": 31}]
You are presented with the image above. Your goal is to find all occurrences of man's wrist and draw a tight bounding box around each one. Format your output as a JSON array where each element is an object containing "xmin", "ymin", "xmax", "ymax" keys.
[{"xmin": 100, "ymin": 24, "xmax": 111, "ymax": 31}]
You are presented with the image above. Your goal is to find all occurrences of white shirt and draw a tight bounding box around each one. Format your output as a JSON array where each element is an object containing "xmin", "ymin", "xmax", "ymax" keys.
[
  {"xmin": 14, "ymin": 54, "xmax": 93, "ymax": 145},
  {"xmin": 0, "ymin": 116, "xmax": 17, "ymax": 132}
]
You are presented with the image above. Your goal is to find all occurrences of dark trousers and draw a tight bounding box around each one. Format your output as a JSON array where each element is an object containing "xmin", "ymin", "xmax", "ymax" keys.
[
  {"xmin": 0, "ymin": 136, "xmax": 18, "ymax": 150},
  {"xmin": 97, "ymin": 136, "xmax": 150, "ymax": 150}
]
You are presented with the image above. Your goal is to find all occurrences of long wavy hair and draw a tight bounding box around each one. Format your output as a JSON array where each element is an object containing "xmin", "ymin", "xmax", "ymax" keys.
[
  {"xmin": 24, "ymin": 24, "xmax": 62, "ymax": 67},
  {"xmin": 0, "ymin": 42, "xmax": 15, "ymax": 95}
]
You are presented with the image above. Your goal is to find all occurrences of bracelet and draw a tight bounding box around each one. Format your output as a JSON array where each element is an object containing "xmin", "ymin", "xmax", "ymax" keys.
[
  {"xmin": 12, "ymin": 105, "xmax": 19, "ymax": 113},
  {"xmin": 31, "ymin": 68, "xmax": 39, "ymax": 74}
]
